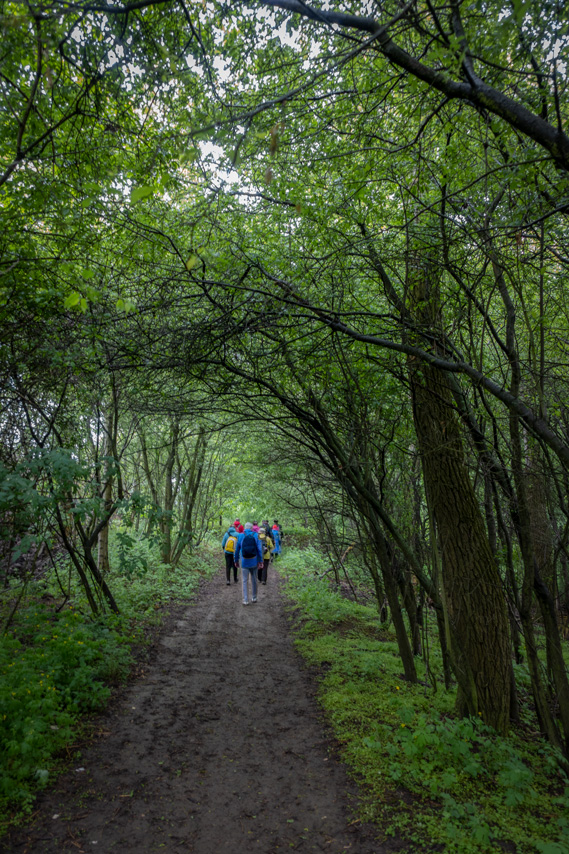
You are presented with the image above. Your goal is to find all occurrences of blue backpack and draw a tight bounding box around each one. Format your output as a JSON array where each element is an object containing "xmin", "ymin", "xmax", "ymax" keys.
[{"xmin": 241, "ymin": 532, "xmax": 257, "ymax": 559}]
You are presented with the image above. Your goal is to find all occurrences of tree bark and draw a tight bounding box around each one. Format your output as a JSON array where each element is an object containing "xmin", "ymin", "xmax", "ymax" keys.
[
  {"xmin": 366, "ymin": 511, "xmax": 418, "ymax": 683},
  {"xmin": 97, "ymin": 405, "xmax": 114, "ymax": 577},
  {"xmin": 407, "ymin": 258, "xmax": 511, "ymax": 732},
  {"xmin": 410, "ymin": 358, "xmax": 511, "ymax": 731}
]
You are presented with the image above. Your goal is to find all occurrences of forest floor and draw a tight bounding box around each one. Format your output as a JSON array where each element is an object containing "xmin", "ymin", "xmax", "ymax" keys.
[{"xmin": 0, "ymin": 565, "xmax": 397, "ymax": 853}]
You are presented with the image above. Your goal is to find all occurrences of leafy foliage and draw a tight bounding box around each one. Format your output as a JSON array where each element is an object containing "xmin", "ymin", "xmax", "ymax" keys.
[{"xmin": 0, "ymin": 605, "xmax": 123, "ymax": 809}]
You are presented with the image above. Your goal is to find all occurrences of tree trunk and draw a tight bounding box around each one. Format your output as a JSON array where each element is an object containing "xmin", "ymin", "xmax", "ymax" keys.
[
  {"xmin": 392, "ymin": 553, "xmax": 422, "ymax": 656},
  {"xmin": 364, "ymin": 510, "xmax": 418, "ymax": 683},
  {"xmin": 97, "ymin": 406, "xmax": 114, "ymax": 576},
  {"xmin": 410, "ymin": 358, "xmax": 511, "ymax": 731},
  {"xmin": 405, "ymin": 250, "xmax": 511, "ymax": 731},
  {"xmin": 171, "ymin": 428, "xmax": 207, "ymax": 567}
]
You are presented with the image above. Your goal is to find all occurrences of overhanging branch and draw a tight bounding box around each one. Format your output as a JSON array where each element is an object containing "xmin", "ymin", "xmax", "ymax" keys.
[{"xmin": 254, "ymin": 0, "xmax": 569, "ymax": 170}]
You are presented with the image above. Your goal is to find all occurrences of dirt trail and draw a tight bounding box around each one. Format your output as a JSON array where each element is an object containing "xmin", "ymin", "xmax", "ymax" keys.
[{"xmin": 2, "ymin": 567, "xmax": 391, "ymax": 853}]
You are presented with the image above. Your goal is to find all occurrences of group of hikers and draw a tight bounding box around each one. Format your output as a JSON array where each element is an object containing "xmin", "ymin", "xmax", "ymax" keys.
[{"xmin": 221, "ymin": 519, "xmax": 283, "ymax": 605}]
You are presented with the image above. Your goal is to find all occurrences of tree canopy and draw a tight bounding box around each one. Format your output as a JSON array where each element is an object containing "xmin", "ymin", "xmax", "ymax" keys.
[{"xmin": 2, "ymin": 0, "xmax": 569, "ymax": 754}]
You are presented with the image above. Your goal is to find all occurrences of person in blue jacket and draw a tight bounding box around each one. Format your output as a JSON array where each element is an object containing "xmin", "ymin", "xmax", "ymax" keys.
[
  {"xmin": 222, "ymin": 526, "xmax": 238, "ymax": 585},
  {"xmin": 234, "ymin": 522, "xmax": 263, "ymax": 605},
  {"xmin": 221, "ymin": 526, "xmax": 231, "ymax": 548},
  {"xmin": 271, "ymin": 522, "xmax": 281, "ymax": 558}
]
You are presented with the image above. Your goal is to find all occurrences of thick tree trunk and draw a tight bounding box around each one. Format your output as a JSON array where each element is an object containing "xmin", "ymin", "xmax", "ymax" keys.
[
  {"xmin": 410, "ymin": 359, "xmax": 511, "ymax": 732},
  {"xmin": 405, "ymin": 251, "xmax": 511, "ymax": 732}
]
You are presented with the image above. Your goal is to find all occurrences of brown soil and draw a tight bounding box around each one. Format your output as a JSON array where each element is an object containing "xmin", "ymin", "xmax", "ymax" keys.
[{"xmin": 1, "ymin": 567, "xmax": 395, "ymax": 853}]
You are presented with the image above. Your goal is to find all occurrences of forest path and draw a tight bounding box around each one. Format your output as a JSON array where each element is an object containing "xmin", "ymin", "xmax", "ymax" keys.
[{"xmin": 2, "ymin": 565, "xmax": 391, "ymax": 853}]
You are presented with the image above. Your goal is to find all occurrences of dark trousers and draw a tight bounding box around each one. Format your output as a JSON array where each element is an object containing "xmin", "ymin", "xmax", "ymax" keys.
[
  {"xmin": 260, "ymin": 558, "xmax": 270, "ymax": 583},
  {"xmin": 225, "ymin": 552, "xmax": 237, "ymax": 582}
]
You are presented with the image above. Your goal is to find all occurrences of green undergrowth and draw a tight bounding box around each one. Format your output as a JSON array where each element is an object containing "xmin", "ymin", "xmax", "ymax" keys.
[
  {"xmin": 108, "ymin": 528, "xmax": 217, "ymax": 613},
  {"xmin": 0, "ymin": 534, "xmax": 219, "ymax": 832},
  {"xmin": 279, "ymin": 547, "xmax": 569, "ymax": 854}
]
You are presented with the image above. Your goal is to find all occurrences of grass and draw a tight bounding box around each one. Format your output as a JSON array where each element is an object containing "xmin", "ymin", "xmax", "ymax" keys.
[
  {"xmin": 0, "ymin": 530, "xmax": 219, "ymax": 832},
  {"xmin": 279, "ymin": 546, "xmax": 569, "ymax": 854}
]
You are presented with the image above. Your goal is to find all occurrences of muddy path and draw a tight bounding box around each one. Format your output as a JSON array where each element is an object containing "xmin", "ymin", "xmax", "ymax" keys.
[{"xmin": 2, "ymin": 567, "xmax": 393, "ymax": 853}]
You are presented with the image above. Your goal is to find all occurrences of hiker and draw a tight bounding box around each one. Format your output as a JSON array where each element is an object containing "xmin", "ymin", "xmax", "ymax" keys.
[
  {"xmin": 234, "ymin": 522, "xmax": 262, "ymax": 605},
  {"xmin": 222, "ymin": 524, "xmax": 236, "ymax": 549},
  {"xmin": 262, "ymin": 521, "xmax": 276, "ymax": 566},
  {"xmin": 263, "ymin": 520, "xmax": 275, "ymax": 551},
  {"xmin": 258, "ymin": 527, "xmax": 273, "ymax": 585},
  {"xmin": 223, "ymin": 526, "xmax": 239, "ymax": 585},
  {"xmin": 252, "ymin": 521, "xmax": 260, "ymax": 533},
  {"xmin": 271, "ymin": 521, "xmax": 282, "ymax": 557}
]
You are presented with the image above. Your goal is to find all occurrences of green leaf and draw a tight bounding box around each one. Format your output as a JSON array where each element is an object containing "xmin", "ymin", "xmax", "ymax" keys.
[
  {"xmin": 192, "ymin": 127, "xmax": 214, "ymax": 141},
  {"xmin": 64, "ymin": 292, "xmax": 81, "ymax": 309},
  {"xmin": 512, "ymin": 0, "xmax": 529, "ymax": 25},
  {"xmin": 116, "ymin": 298, "xmax": 136, "ymax": 313},
  {"xmin": 397, "ymin": 706, "xmax": 414, "ymax": 724},
  {"xmin": 535, "ymin": 844, "xmax": 568, "ymax": 854},
  {"xmin": 130, "ymin": 185, "xmax": 155, "ymax": 203},
  {"xmin": 179, "ymin": 149, "xmax": 199, "ymax": 164},
  {"xmin": 35, "ymin": 769, "xmax": 49, "ymax": 785}
]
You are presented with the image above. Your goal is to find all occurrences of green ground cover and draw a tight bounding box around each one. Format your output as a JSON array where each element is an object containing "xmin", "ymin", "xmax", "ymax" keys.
[
  {"xmin": 280, "ymin": 547, "xmax": 569, "ymax": 854},
  {"xmin": 0, "ymin": 534, "xmax": 218, "ymax": 830}
]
